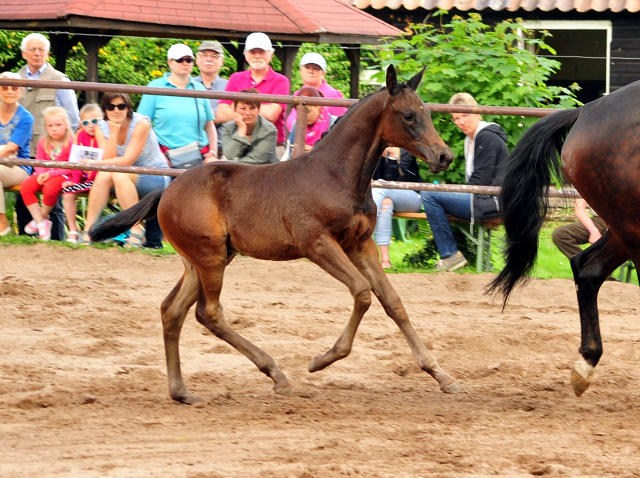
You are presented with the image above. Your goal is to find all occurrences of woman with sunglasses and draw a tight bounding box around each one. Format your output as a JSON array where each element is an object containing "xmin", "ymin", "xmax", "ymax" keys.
[
  {"xmin": 138, "ymin": 43, "xmax": 218, "ymax": 165},
  {"xmin": 80, "ymin": 93, "xmax": 171, "ymax": 247},
  {"xmin": 0, "ymin": 72, "xmax": 34, "ymax": 236}
]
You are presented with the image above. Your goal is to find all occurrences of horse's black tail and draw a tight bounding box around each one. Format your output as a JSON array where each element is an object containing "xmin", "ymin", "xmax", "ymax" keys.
[
  {"xmin": 89, "ymin": 189, "xmax": 164, "ymax": 242},
  {"xmin": 487, "ymin": 108, "xmax": 581, "ymax": 307}
]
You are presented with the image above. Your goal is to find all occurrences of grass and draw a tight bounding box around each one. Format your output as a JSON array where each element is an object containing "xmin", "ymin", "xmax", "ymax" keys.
[{"xmin": 386, "ymin": 220, "xmax": 638, "ymax": 285}]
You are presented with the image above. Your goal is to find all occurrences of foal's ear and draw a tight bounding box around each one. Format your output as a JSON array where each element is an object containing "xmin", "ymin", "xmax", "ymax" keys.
[
  {"xmin": 386, "ymin": 65, "xmax": 401, "ymax": 96},
  {"xmin": 406, "ymin": 67, "xmax": 425, "ymax": 92}
]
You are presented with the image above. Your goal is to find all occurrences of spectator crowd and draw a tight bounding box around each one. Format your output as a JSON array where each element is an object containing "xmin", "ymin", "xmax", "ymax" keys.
[
  {"xmin": 1, "ymin": 32, "xmax": 595, "ymax": 274},
  {"xmin": 0, "ymin": 32, "xmax": 348, "ymax": 248}
]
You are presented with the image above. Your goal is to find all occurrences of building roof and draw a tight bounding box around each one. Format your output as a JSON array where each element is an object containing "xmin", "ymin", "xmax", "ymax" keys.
[
  {"xmin": 0, "ymin": 0, "xmax": 402, "ymax": 44},
  {"xmin": 350, "ymin": 0, "xmax": 640, "ymax": 13}
]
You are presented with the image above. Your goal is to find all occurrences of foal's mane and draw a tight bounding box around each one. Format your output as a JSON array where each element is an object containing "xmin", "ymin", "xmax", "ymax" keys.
[{"xmin": 312, "ymin": 82, "xmax": 412, "ymax": 149}]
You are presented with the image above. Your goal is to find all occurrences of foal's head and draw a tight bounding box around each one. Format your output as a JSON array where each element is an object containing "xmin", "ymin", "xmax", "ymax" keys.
[{"xmin": 381, "ymin": 65, "xmax": 454, "ymax": 173}]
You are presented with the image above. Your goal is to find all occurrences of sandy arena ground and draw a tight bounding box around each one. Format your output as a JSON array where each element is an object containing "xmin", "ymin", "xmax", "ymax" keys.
[{"xmin": 1, "ymin": 244, "xmax": 640, "ymax": 477}]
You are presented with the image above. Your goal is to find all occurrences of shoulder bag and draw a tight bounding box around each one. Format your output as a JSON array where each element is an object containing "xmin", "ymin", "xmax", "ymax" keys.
[{"xmin": 165, "ymin": 93, "xmax": 205, "ymax": 169}]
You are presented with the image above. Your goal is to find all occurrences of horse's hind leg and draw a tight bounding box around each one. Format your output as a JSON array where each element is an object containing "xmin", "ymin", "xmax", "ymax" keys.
[
  {"xmin": 194, "ymin": 257, "xmax": 292, "ymax": 396},
  {"xmin": 570, "ymin": 231, "xmax": 628, "ymax": 396},
  {"xmin": 350, "ymin": 238, "xmax": 459, "ymax": 393},
  {"xmin": 162, "ymin": 257, "xmax": 201, "ymax": 404}
]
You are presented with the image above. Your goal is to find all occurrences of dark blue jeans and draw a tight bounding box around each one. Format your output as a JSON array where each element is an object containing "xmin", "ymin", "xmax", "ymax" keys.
[{"xmin": 420, "ymin": 191, "xmax": 472, "ymax": 258}]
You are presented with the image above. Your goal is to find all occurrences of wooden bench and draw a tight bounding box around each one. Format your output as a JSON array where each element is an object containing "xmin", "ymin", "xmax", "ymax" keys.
[{"xmin": 392, "ymin": 212, "xmax": 502, "ymax": 273}]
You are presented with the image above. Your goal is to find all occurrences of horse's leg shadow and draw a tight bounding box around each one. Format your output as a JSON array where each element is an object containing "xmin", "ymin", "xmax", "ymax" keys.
[
  {"xmin": 569, "ymin": 230, "xmax": 628, "ymax": 396},
  {"xmin": 161, "ymin": 257, "xmax": 202, "ymax": 405},
  {"xmin": 193, "ymin": 251, "xmax": 292, "ymax": 397},
  {"xmin": 304, "ymin": 237, "xmax": 374, "ymax": 372},
  {"xmin": 349, "ymin": 238, "xmax": 460, "ymax": 394}
]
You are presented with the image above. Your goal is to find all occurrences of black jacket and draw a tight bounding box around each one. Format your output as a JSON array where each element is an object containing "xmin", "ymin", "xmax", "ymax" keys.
[
  {"xmin": 373, "ymin": 149, "xmax": 422, "ymax": 183},
  {"xmin": 468, "ymin": 123, "xmax": 508, "ymax": 221}
]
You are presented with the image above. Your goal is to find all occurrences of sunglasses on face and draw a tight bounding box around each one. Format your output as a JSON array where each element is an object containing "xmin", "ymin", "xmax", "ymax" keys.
[
  {"xmin": 81, "ymin": 118, "xmax": 99, "ymax": 126},
  {"xmin": 174, "ymin": 57, "xmax": 194, "ymax": 64},
  {"xmin": 105, "ymin": 103, "xmax": 127, "ymax": 111},
  {"xmin": 1, "ymin": 85, "xmax": 20, "ymax": 92}
]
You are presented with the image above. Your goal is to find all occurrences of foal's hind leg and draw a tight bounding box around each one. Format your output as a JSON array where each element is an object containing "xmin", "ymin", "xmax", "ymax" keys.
[
  {"xmin": 193, "ymin": 257, "xmax": 292, "ymax": 396},
  {"xmin": 350, "ymin": 238, "xmax": 460, "ymax": 393},
  {"xmin": 569, "ymin": 231, "xmax": 628, "ymax": 396},
  {"xmin": 162, "ymin": 258, "xmax": 201, "ymax": 404}
]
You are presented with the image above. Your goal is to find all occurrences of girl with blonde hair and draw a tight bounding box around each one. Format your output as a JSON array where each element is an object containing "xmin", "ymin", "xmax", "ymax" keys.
[{"xmin": 19, "ymin": 106, "xmax": 74, "ymax": 240}]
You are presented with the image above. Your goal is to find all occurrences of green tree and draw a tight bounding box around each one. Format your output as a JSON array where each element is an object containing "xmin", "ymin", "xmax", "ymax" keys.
[{"xmin": 371, "ymin": 12, "xmax": 581, "ymax": 184}]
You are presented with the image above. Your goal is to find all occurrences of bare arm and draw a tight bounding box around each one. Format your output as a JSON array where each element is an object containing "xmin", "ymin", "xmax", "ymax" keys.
[
  {"xmin": 203, "ymin": 120, "xmax": 218, "ymax": 162},
  {"xmin": 216, "ymin": 103, "xmax": 235, "ymax": 124},
  {"xmin": 85, "ymin": 119, "xmax": 150, "ymax": 166},
  {"xmin": 574, "ymin": 198, "xmax": 602, "ymax": 244},
  {"xmin": 0, "ymin": 142, "xmax": 19, "ymax": 157},
  {"xmin": 259, "ymin": 103, "xmax": 283, "ymax": 124}
]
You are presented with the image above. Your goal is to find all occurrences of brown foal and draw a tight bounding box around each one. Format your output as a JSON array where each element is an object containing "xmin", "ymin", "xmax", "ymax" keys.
[{"xmin": 91, "ymin": 65, "xmax": 459, "ymax": 405}]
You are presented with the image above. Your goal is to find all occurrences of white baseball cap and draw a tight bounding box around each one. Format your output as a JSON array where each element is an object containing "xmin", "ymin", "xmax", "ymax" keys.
[
  {"xmin": 300, "ymin": 52, "xmax": 327, "ymax": 72},
  {"xmin": 245, "ymin": 32, "xmax": 272, "ymax": 52},
  {"xmin": 167, "ymin": 43, "xmax": 194, "ymax": 60}
]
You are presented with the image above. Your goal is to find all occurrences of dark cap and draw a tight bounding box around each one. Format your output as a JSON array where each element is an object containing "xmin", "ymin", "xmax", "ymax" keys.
[{"xmin": 197, "ymin": 41, "xmax": 224, "ymax": 55}]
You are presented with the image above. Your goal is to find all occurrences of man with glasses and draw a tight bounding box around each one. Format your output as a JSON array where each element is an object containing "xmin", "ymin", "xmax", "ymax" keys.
[
  {"xmin": 16, "ymin": 33, "xmax": 80, "ymax": 241},
  {"xmin": 193, "ymin": 41, "xmax": 228, "ymax": 157},
  {"xmin": 217, "ymin": 32, "xmax": 290, "ymax": 158},
  {"xmin": 420, "ymin": 92, "xmax": 509, "ymax": 271}
]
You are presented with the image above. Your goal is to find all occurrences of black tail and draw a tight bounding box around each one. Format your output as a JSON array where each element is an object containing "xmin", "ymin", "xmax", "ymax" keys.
[
  {"xmin": 488, "ymin": 108, "xmax": 581, "ymax": 306},
  {"xmin": 89, "ymin": 189, "xmax": 164, "ymax": 242}
]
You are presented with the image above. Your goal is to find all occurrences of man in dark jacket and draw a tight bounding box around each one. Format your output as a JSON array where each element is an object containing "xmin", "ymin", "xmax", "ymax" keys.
[{"xmin": 421, "ymin": 92, "xmax": 508, "ymax": 271}]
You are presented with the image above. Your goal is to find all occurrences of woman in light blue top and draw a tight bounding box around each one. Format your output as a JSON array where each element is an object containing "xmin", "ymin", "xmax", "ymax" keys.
[
  {"xmin": 137, "ymin": 43, "xmax": 217, "ymax": 163},
  {"xmin": 81, "ymin": 93, "xmax": 170, "ymax": 246},
  {"xmin": 0, "ymin": 71, "xmax": 34, "ymax": 236}
]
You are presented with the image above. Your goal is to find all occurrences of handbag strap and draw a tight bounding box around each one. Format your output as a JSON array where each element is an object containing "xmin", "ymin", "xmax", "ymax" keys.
[{"xmin": 192, "ymin": 83, "xmax": 201, "ymax": 148}]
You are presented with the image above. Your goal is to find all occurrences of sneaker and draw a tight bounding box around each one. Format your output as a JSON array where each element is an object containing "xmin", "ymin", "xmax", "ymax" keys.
[
  {"xmin": 37, "ymin": 220, "xmax": 52, "ymax": 241},
  {"xmin": 435, "ymin": 251, "xmax": 468, "ymax": 272},
  {"xmin": 24, "ymin": 220, "xmax": 38, "ymax": 235}
]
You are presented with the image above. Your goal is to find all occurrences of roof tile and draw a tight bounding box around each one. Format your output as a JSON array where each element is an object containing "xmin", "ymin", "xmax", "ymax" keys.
[{"xmin": 349, "ymin": 0, "xmax": 640, "ymax": 11}]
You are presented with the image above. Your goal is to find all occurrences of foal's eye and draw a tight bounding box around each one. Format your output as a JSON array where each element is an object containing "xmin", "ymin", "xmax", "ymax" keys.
[{"xmin": 403, "ymin": 113, "xmax": 414, "ymax": 122}]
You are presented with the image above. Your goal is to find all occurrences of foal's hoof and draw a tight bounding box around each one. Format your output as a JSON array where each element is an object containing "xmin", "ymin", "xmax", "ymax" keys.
[
  {"xmin": 308, "ymin": 355, "xmax": 326, "ymax": 373},
  {"xmin": 274, "ymin": 383, "xmax": 293, "ymax": 396},
  {"xmin": 172, "ymin": 391, "xmax": 206, "ymax": 406},
  {"xmin": 571, "ymin": 359, "xmax": 596, "ymax": 397},
  {"xmin": 440, "ymin": 381, "xmax": 462, "ymax": 394}
]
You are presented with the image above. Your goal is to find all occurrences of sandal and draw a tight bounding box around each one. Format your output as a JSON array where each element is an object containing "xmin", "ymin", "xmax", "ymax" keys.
[
  {"xmin": 381, "ymin": 260, "xmax": 393, "ymax": 269},
  {"xmin": 78, "ymin": 231, "xmax": 92, "ymax": 246},
  {"xmin": 67, "ymin": 231, "xmax": 79, "ymax": 244},
  {"xmin": 124, "ymin": 232, "xmax": 145, "ymax": 249}
]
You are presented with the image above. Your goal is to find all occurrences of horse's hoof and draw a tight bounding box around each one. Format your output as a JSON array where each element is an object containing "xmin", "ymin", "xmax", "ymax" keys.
[
  {"xmin": 308, "ymin": 355, "xmax": 325, "ymax": 373},
  {"xmin": 440, "ymin": 381, "xmax": 462, "ymax": 394},
  {"xmin": 172, "ymin": 392, "xmax": 206, "ymax": 406},
  {"xmin": 571, "ymin": 359, "xmax": 596, "ymax": 397},
  {"xmin": 274, "ymin": 383, "xmax": 293, "ymax": 396}
]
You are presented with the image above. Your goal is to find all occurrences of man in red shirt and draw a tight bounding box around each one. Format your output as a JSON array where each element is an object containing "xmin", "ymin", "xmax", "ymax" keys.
[{"xmin": 217, "ymin": 32, "xmax": 290, "ymax": 157}]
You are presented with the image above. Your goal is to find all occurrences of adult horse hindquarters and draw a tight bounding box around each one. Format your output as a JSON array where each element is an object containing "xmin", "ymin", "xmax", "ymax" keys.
[
  {"xmin": 91, "ymin": 65, "xmax": 459, "ymax": 405},
  {"xmin": 489, "ymin": 84, "xmax": 640, "ymax": 396}
]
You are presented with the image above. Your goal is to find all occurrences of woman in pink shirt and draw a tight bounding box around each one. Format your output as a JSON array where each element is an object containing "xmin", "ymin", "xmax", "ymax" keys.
[{"xmin": 286, "ymin": 52, "xmax": 348, "ymax": 133}]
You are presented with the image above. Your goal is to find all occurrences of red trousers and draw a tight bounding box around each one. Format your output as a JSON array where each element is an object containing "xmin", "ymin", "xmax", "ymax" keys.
[{"xmin": 20, "ymin": 174, "xmax": 67, "ymax": 207}]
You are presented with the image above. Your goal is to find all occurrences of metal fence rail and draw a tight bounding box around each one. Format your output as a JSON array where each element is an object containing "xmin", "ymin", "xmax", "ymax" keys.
[
  {"xmin": 0, "ymin": 157, "xmax": 581, "ymax": 199},
  {"xmin": 0, "ymin": 77, "xmax": 559, "ymax": 158}
]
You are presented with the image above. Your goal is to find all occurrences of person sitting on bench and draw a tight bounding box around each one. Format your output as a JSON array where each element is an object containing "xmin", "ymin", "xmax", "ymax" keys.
[{"xmin": 421, "ymin": 92, "xmax": 508, "ymax": 271}]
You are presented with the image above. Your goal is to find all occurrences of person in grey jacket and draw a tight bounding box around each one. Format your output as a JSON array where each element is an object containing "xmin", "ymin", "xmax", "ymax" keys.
[
  {"xmin": 221, "ymin": 88, "xmax": 277, "ymax": 165},
  {"xmin": 421, "ymin": 92, "xmax": 508, "ymax": 271}
]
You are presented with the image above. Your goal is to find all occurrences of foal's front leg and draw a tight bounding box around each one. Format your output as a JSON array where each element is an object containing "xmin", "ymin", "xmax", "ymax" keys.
[
  {"xmin": 349, "ymin": 238, "xmax": 460, "ymax": 393},
  {"xmin": 303, "ymin": 236, "xmax": 375, "ymax": 372}
]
